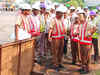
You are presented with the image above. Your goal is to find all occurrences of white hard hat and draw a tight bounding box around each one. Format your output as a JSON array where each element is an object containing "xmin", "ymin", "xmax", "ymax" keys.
[
  {"xmin": 76, "ymin": 7, "xmax": 81, "ymax": 11},
  {"xmin": 70, "ymin": 6, "xmax": 75, "ymax": 10},
  {"xmin": 63, "ymin": 6, "xmax": 68, "ymax": 12},
  {"xmin": 72, "ymin": 13, "xmax": 79, "ymax": 19},
  {"xmin": 77, "ymin": 9, "xmax": 85, "ymax": 14},
  {"xmin": 56, "ymin": 5, "xmax": 67, "ymax": 13},
  {"xmin": 46, "ymin": 5, "xmax": 51, "ymax": 12},
  {"xmin": 51, "ymin": 5, "xmax": 55, "ymax": 10},
  {"xmin": 21, "ymin": 3, "xmax": 31, "ymax": 10},
  {"xmin": 32, "ymin": 4, "xmax": 40, "ymax": 10}
]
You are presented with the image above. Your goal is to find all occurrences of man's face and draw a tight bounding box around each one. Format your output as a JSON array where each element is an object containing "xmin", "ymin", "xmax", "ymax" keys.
[
  {"xmin": 78, "ymin": 14, "xmax": 85, "ymax": 21},
  {"xmin": 75, "ymin": 17, "xmax": 80, "ymax": 22},
  {"xmin": 23, "ymin": 9, "xmax": 30, "ymax": 15},
  {"xmin": 56, "ymin": 11, "xmax": 63, "ymax": 18},
  {"xmin": 64, "ymin": 12, "xmax": 67, "ymax": 18},
  {"xmin": 90, "ymin": 15, "xmax": 95, "ymax": 19},
  {"xmin": 50, "ymin": 9, "xmax": 55, "ymax": 13},
  {"xmin": 40, "ymin": 8, "xmax": 46, "ymax": 14},
  {"xmin": 32, "ymin": 9, "xmax": 40, "ymax": 15},
  {"xmin": 84, "ymin": 9, "xmax": 88, "ymax": 12},
  {"xmin": 70, "ymin": 9, "xmax": 75, "ymax": 13}
]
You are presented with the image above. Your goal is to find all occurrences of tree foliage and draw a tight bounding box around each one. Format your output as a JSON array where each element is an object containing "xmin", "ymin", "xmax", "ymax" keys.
[
  {"xmin": 52, "ymin": 0, "xmax": 84, "ymax": 7},
  {"xmin": 28, "ymin": 0, "xmax": 85, "ymax": 7}
]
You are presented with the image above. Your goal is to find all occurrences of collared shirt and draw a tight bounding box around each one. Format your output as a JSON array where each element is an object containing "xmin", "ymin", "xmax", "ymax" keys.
[
  {"xmin": 45, "ymin": 15, "xmax": 51, "ymax": 33},
  {"xmin": 31, "ymin": 14, "xmax": 40, "ymax": 32},
  {"xmin": 63, "ymin": 17, "xmax": 71, "ymax": 31}
]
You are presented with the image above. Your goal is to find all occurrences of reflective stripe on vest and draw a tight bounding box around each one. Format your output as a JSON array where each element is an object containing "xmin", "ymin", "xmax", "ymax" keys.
[
  {"xmin": 21, "ymin": 15, "xmax": 31, "ymax": 33},
  {"xmin": 52, "ymin": 19, "xmax": 65, "ymax": 39},
  {"xmin": 29, "ymin": 16, "xmax": 40, "ymax": 36},
  {"xmin": 80, "ymin": 22, "xmax": 92, "ymax": 45},
  {"xmin": 70, "ymin": 24, "xmax": 79, "ymax": 42},
  {"xmin": 92, "ymin": 32, "xmax": 99, "ymax": 39}
]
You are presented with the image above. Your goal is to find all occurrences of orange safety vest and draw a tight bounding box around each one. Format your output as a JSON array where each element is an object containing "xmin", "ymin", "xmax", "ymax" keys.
[
  {"xmin": 29, "ymin": 16, "xmax": 40, "ymax": 36},
  {"xmin": 51, "ymin": 19, "xmax": 65, "ymax": 39},
  {"xmin": 70, "ymin": 23, "xmax": 80, "ymax": 42},
  {"xmin": 21, "ymin": 15, "xmax": 32, "ymax": 33},
  {"xmin": 79, "ymin": 22, "xmax": 92, "ymax": 45}
]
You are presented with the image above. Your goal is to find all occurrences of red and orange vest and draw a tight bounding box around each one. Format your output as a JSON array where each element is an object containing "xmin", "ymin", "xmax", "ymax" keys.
[
  {"xmin": 70, "ymin": 23, "xmax": 80, "ymax": 42},
  {"xmin": 51, "ymin": 19, "xmax": 65, "ymax": 39},
  {"xmin": 79, "ymin": 22, "xmax": 92, "ymax": 45},
  {"xmin": 29, "ymin": 15, "xmax": 40, "ymax": 36},
  {"xmin": 21, "ymin": 15, "xmax": 40, "ymax": 36}
]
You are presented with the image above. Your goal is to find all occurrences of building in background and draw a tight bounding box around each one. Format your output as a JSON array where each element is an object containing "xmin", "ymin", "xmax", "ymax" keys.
[
  {"xmin": 84, "ymin": 0, "xmax": 100, "ymax": 6},
  {"xmin": 0, "ymin": 0, "xmax": 16, "ymax": 10}
]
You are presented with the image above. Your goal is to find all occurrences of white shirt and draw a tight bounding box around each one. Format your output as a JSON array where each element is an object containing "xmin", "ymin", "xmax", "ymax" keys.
[{"xmin": 31, "ymin": 14, "xmax": 40, "ymax": 32}]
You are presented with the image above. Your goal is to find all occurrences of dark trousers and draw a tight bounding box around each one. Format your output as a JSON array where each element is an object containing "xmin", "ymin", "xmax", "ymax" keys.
[
  {"xmin": 71, "ymin": 40, "xmax": 79, "ymax": 63},
  {"xmin": 63, "ymin": 38, "xmax": 68, "ymax": 55},
  {"xmin": 92, "ymin": 38, "xmax": 99, "ymax": 61},
  {"xmin": 51, "ymin": 38, "xmax": 64, "ymax": 66},
  {"xmin": 80, "ymin": 44, "xmax": 91, "ymax": 71}
]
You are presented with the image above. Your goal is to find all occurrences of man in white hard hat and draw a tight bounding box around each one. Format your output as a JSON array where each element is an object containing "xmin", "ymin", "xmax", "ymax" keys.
[
  {"xmin": 30, "ymin": 3, "xmax": 41, "ymax": 64},
  {"xmin": 70, "ymin": 6, "xmax": 75, "ymax": 11},
  {"xmin": 77, "ymin": 9, "xmax": 94, "ymax": 74},
  {"xmin": 70, "ymin": 14, "xmax": 81, "ymax": 65},
  {"xmin": 83, "ymin": 6, "xmax": 90, "ymax": 21},
  {"xmin": 50, "ymin": 5, "xmax": 56, "ymax": 19},
  {"xmin": 31, "ymin": 3, "xmax": 40, "ymax": 37},
  {"xmin": 48, "ymin": 5, "xmax": 66, "ymax": 71},
  {"xmin": 15, "ymin": 3, "xmax": 32, "ymax": 40},
  {"xmin": 69, "ymin": 6, "xmax": 76, "ymax": 24},
  {"xmin": 63, "ymin": 6, "xmax": 70, "ymax": 57}
]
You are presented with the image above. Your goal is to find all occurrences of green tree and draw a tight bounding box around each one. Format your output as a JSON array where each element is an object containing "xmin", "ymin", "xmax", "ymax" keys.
[
  {"xmin": 28, "ymin": 0, "xmax": 38, "ymax": 4},
  {"xmin": 52, "ymin": 0, "xmax": 84, "ymax": 7}
]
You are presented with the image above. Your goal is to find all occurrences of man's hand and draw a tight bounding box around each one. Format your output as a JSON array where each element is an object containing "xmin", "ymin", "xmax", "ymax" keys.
[
  {"xmin": 48, "ymin": 29, "xmax": 52, "ymax": 42},
  {"xmin": 48, "ymin": 37, "xmax": 52, "ymax": 42}
]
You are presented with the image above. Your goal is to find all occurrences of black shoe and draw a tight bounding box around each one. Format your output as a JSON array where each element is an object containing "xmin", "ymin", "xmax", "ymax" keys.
[
  {"xmin": 77, "ymin": 68, "xmax": 84, "ymax": 72},
  {"xmin": 94, "ymin": 61, "xmax": 99, "ymax": 64},
  {"xmin": 80, "ymin": 70, "xmax": 90, "ymax": 74},
  {"xmin": 37, "ymin": 61, "xmax": 42, "ymax": 65},
  {"xmin": 72, "ymin": 62, "xmax": 76, "ymax": 65},
  {"xmin": 55, "ymin": 67, "xmax": 60, "ymax": 72},
  {"xmin": 58, "ymin": 64, "xmax": 65, "ymax": 68},
  {"xmin": 50, "ymin": 65, "xmax": 60, "ymax": 71}
]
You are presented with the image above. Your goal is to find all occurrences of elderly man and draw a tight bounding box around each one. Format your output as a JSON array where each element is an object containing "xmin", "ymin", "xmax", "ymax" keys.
[
  {"xmin": 15, "ymin": 3, "xmax": 32, "ymax": 40},
  {"xmin": 48, "ymin": 5, "xmax": 67, "ymax": 71}
]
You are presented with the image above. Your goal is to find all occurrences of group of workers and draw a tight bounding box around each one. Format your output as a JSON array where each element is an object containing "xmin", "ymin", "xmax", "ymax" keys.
[{"xmin": 15, "ymin": 1, "xmax": 100, "ymax": 74}]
